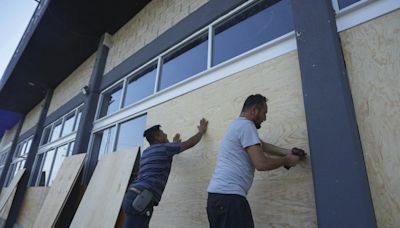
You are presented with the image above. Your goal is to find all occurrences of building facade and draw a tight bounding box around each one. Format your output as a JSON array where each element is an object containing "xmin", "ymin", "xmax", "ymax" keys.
[{"xmin": 0, "ymin": 0, "xmax": 399, "ymax": 227}]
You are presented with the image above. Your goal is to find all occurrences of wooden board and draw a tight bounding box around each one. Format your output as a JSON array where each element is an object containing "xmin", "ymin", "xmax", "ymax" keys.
[
  {"xmin": 32, "ymin": 154, "xmax": 86, "ymax": 228},
  {"xmin": 70, "ymin": 148, "xmax": 138, "ymax": 228},
  {"xmin": 0, "ymin": 169, "xmax": 25, "ymax": 222},
  {"xmin": 147, "ymin": 51, "xmax": 316, "ymax": 227},
  {"xmin": 340, "ymin": 10, "xmax": 400, "ymax": 228},
  {"xmin": 15, "ymin": 187, "xmax": 50, "ymax": 228}
]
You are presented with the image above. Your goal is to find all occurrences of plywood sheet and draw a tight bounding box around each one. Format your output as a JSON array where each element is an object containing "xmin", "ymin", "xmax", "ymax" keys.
[
  {"xmin": 70, "ymin": 148, "xmax": 138, "ymax": 228},
  {"xmin": 15, "ymin": 187, "xmax": 50, "ymax": 228},
  {"xmin": 0, "ymin": 169, "xmax": 25, "ymax": 221},
  {"xmin": 340, "ymin": 10, "xmax": 400, "ymax": 228},
  {"xmin": 147, "ymin": 51, "xmax": 316, "ymax": 227},
  {"xmin": 32, "ymin": 154, "xmax": 86, "ymax": 228}
]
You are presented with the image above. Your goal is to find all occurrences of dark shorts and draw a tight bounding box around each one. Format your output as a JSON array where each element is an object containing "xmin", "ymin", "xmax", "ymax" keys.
[
  {"xmin": 121, "ymin": 189, "xmax": 154, "ymax": 228},
  {"xmin": 207, "ymin": 193, "xmax": 254, "ymax": 228}
]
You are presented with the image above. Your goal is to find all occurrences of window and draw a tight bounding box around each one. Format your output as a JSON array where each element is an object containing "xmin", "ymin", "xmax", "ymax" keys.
[
  {"xmin": 5, "ymin": 137, "xmax": 32, "ymax": 186},
  {"xmin": 213, "ymin": 0, "xmax": 293, "ymax": 66},
  {"xmin": 74, "ymin": 108, "xmax": 82, "ymax": 131},
  {"xmin": 40, "ymin": 105, "xmax": 82, "ymax": 146},
  {"xmin": 50, "ymin": 120, "xmax": 62, "ymax": 142},
  {"xmin": 96, "ymin": 126, "xmax": 116, "ymax": 159},
  {"xmin": 338, "ymin": 0, "xmax": 361, "ymax": 9},
  {"xmin": 115, "ymin": 115, "xmax": 146, "ymax": 151},
  {"xmin": 48, "ymin": 144, "xmax": 69, "ymax": 185},
  {"xmin": 98, "ymin": 84, "xmax": 123, "ymax": 118},
  {"xmin": 61, "ymin": 112, "xmax": 75, "ymax": 137},
  {"xmin": 40, "ymin": 149, "xmax": 55, "ymax": 186},
  {"xmin": 124, "ymin": 63, "xmax": 157, "ymax": 107},
  {"xmin": 159, "ymin": 33, "xmax": 208, "ymax": 90},
  {"xmin": 0, "ymin": 149, "xmax": 9, "ymax": 177},
  {"xmin": 34, "ymin": 141, "xmax": 74, "ymax": 186},
  {"xmin": 34, "ymin": 105, "xmax": 82, "ymax": 186}
]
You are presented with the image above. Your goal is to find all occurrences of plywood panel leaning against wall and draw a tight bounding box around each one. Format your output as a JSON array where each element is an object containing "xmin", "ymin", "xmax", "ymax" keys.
[
  {"xmin": 15, "ymin": 187, "xmax": 50, "ymax": 228},
  {"xmin": 340, "ymin": 9, "xmax": 400, "ymax": 228},
  {"xmin": 70, "ymin": 148, "xmax": 139, "ymax": 228},
  {"xmin": 32, "ymin": 154, "xmax": 86, "ymax": 228},
  {"xmin": 0, "ymin": 169, "xmax": 25, "ymax": 226},
  {"xmin": 147, "ymin": 51, "xmax": 316, "ymax": 227}
]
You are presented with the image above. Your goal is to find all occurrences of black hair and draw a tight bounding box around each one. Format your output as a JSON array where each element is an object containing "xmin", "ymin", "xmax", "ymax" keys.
[
  {"xmin": 241, "ymin": 94, "xmax": 268, "ymax": 112},
  {"xmin": 143, "ymin": 125, "xmax": 161, "ymax": 144}
]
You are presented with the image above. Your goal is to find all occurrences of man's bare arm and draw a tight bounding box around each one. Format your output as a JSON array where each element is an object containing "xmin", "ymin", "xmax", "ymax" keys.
[
  {"xmin": 260, "ymin": 140, "xmax": 290, "ymax": 157},
  {"xmin": 246, "ymin": 144, "xmax": 299, "ymax": 171},
  {"xmin": 180, "ymin": 118, "xmax": 208, "ymax": 152}
]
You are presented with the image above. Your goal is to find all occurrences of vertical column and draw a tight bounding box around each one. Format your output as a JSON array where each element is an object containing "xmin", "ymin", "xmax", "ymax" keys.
[
  {"xmin": 0, "ymin": 116, "xmax": 25, "ymax": 190},
  {"xmin": 290, "ymin": 0, "xmax": 376, "ymax": 227},
  {"xmin": 71, "ymin": 33, "xmax": 111, "ymax": 183},
  {"xmin": 6, "ymin": 89, "xmax": 53, "ymax": 227}
]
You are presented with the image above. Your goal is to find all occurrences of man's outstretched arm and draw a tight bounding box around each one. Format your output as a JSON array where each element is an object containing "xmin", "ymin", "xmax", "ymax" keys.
[{"xmin": 179, "ymin": 118, "xmax": 208, "ymax": 152}]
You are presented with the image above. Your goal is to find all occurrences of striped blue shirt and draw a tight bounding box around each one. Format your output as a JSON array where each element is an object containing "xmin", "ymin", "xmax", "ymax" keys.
[{"xmin": 131, "ymin": 143, "xmax": 181, "ymax": 202}]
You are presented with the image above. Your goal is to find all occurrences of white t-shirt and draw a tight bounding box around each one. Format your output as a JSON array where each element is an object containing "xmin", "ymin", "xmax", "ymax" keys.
[{"xmin": 207, "ymin": 117, "xmax": 260, "ymax": 197}]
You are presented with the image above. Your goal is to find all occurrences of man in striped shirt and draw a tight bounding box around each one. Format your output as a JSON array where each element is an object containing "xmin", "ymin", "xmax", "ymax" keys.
[{"xmin": 122, "ymin": 118, "xmax": 208, "ymax": 228}]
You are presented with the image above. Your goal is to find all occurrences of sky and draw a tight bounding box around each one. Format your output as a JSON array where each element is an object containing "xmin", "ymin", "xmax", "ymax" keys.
[{"xmin": 0, "ymin": 0, "xmax": 37, "ymax": 81}]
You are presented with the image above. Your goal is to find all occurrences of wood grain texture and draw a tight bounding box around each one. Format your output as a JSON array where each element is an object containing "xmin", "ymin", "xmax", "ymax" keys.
[
  {"xmin": 0, "ymin": 169, "xmax": 25, "ymax": 221},
  {"xmin": 340, "ymin": 10, "xmax": 400, "ymax": 228},
  {"xmin": 15, "ymin": 187, "xmax": 50, "ymax": 228},
  {"xmin": 147, "ymin": 51, "xmax": 316, "ymax": 227},
  {"xmin": 32, "ymin": 154, "xmax": 86, "ymax": 228},
  {"xmin": 70, "ymin": 148, "xmax": 138, "ymax": 228}
]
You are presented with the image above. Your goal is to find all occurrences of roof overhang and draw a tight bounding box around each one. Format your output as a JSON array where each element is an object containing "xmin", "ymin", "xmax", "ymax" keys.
[{"xmin": 0, "ymin": 0, "xmax": 150, "ymax": 138}]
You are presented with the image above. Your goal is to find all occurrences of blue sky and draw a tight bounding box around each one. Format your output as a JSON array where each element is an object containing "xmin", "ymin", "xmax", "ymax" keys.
[{"xmin": 0, "ymin": 0, "xmax": 37, "ymax": 81}]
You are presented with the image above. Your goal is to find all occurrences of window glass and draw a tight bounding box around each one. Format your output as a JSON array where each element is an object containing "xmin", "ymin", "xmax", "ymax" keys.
[
  {"xmin": 74, "ymin": 109, "xmax": 82, "ymax": 131},
  {"xmin": 0, "ymin": 151, "xmax": 7, "ymax": 165},
  {"xmin": 68, "ymin": 141, "xmax": 75, "ymax": 155},
  {"xmin": 97, "ymin": 126, "xmax": 116, "ymax": 159},
  {"xmin": 7, "ymin": 160, "xmax": 24, "ymax": 186},
  {"xmin": 50, "ymin": 120, "xmax": 62, "ymax": 142},
  {"xmin": 61, "ymin": 112, "xmax": 75, "ymax": 137},
  {"xmin": 213, "ymin": 0, "xmax": 293, "ymax": 66},
  {"xmin": 48, "ymin": 144, "xmax": 68, "ymax": 186},
  {"xmin": 99, "ymin": 84, "xmax": 123, "ymax": 118},
  {"xmin": 41, "ymin": 126, "xmax": 52, "ymax": 145},
  {"xmin": 338, "ymin": 0, "xmax": 361, "ymax": 9},
  {"xmin": 124, "ymin": 64, "xmax": 157, "ymax": 107},
  {"xmin": 41, "ymin": 149, "xmax": 56, "ymax": 186},
  {"xmin": 30, "ymin": 154, "xmax": 44, "ymax": 186},
  {"xmin": 22, "ymin": 139, "xmax": 32, "ymax": 157},
  {"xmin": 115, "ymin": 115, "xmax": 146, "ymax": 151},
  {"xmin": 159, "ymin": 34, "xmax": 208, "ymax": 90},
  {"xmin": 17, "ymin": 143, "xmax": 27, "ymax": 158}
]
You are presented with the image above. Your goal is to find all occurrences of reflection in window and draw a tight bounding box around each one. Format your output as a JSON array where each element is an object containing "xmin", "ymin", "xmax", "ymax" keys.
[
  {"xmin": 99, "ymin": 84, "xmax": 123, "ymax": 118},
  {"xmin": 213, "ymin": 0, "xmax": 293, "ymax": 66},
  {"xmin": 5, "ymin": 138, "xmax": 32, "ymax": 186},
  {"xmin": 31, "ymin": 153, "xmax": 44, "ymax": 186},
  {"xmin": 48, "ymin": 144, "xmax": 68, "ymax": 185},
  {"xmin": 116, "ymin": 115, "xmax": 146, "ymax": 151},
  {"xmin": 124, "ymin": 64, "xmax": 157, "ymax": 107},
  {"xmin": 50, "ymin": 120, "xmax": 62, "ymax": 142},
  {"xmin": 97, "ymin": 126, "xmax": 116, "ymax": 159},
  {"xmin": 41, "ymin": 149, "xmax": 55, "ymax": 186},
  {"xmin": 74, "ymin": 109, "xmax": 82, "ymax": 131},
  {"xmin": 338, "ymin": 0, "xmax": 361, "ymax": 9},
  {"xmin": 159, "ymin": 33, "xmax": 208, "ymax": 90},
  {"xmin": 61, "ymin": 112, "xmax": 75, "ymax": 137},
  {"xmin": 68, "ymin": 141, "xmax": 75, "ymax": 154}
]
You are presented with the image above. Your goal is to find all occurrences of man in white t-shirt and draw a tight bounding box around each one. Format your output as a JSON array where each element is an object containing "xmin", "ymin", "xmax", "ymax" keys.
[{"xmin": 207, "ymin": 94, "xmax": 305, "ymax": 228}]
